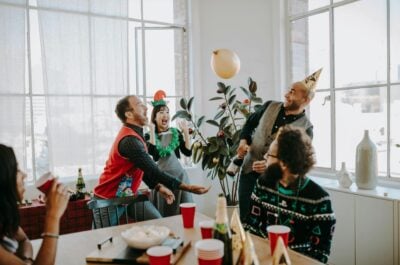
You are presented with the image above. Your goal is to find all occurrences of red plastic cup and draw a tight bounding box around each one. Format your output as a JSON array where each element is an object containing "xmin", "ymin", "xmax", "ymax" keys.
[
  {"xmin": 35, "ymin": 172, "xmax": 55, "ymax": 194},
  {"xmin": 146, "ymin": 246, "xmax": 172, "ymax": 265},
  {"xmin": 199, "ymin": 220, "xmax": 214, "ymax": 239},
  {"xmin": 198, "ymin": 257, "xmax": 222, "ymax": 265},
  {"xmin": 267, "ymin": 225, "xmax": 290, "ymax": 255},
  {"xmin": 180, "ymin": 203, "xmax": 196, "ymax": 228},
  {"xmin": 195, "ymin": 239, "xmax": 224, "ymax": 265}
]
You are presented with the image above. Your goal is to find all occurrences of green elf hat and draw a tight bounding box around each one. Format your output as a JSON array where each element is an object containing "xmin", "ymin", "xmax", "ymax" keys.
[{"xmin": 151, "ymin": 90, "xmax": 168, "ymax": 107}]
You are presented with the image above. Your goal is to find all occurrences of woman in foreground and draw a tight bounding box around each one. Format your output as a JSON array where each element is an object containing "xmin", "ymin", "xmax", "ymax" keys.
[{"xmin": 0, "ymin": 144, "xmax": 69, "ymax": 265}]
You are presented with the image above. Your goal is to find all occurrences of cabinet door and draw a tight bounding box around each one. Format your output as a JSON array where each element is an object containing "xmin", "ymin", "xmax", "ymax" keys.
[
  {"xmin": 355, "ymin": 196, "xmax": 394, "ymax": 265},
  {"xmin": 328, "ymin": 190, "xmax": 355, "ymax": 265}
]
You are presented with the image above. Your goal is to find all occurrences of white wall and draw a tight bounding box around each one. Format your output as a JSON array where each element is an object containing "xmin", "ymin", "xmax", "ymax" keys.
[{"xmin": 189, "ymin": 0, "xmax": 286, "ymax": 216}]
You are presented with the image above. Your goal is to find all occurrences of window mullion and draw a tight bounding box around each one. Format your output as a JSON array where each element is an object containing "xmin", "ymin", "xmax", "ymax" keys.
[
  {"xmin": 386, "ymin": 0, "xmax": 391, "ymax": 178},
  {"xmin": 329, "ymin": 3, "xmax": 336, "ymax": 171}
]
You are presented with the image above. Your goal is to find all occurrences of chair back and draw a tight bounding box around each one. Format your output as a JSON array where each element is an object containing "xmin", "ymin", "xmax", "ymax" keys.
[{"xmin": 87, "ymin": 194, "xmax": 148, "ymax": 229}]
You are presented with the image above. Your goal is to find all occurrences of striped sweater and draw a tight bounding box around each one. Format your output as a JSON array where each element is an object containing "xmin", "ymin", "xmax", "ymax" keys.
[{"xmin": 243, "ymin": 176, "xmax": 336, "ymax": 264}]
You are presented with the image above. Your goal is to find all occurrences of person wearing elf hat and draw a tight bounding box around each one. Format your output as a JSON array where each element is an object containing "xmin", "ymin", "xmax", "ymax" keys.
[
  {"xmin": 94, "ymin": 95, "xmax": 210, "ymax": 224},
  {"xmin": 236, "ymin": 68, "xmax": 322, "ymax": 221},
  {"xmin": 145, "ymin": 90, "xmax": 194, "ymax": 217}
]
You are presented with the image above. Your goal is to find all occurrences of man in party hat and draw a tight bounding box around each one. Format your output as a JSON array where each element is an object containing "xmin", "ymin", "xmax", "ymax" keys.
[{"xmin": 236, "ymin": 68, "xmax": 322, "ymax": 221}]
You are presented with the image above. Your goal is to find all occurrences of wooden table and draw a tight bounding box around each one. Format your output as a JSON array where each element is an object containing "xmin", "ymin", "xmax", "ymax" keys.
[{"xmin": 32, "ymin": 213, "xmax": 323, "ymax": 265}]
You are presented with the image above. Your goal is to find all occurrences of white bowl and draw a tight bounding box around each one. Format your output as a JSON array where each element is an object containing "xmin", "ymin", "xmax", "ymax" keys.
[{"xmin": 121, "ymin": 225, "xmax": 170, "ymax": 249}]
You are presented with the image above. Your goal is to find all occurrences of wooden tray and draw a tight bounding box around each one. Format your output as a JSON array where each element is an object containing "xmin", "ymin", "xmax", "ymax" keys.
[{"xmin": 86, "ymin": 236, "xmax": 190, "ymax": 264}]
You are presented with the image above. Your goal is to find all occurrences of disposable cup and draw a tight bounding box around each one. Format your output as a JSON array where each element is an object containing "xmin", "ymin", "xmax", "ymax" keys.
[
  {"xmin": 35, "ymin": 172, "xmax": 55, "ymax": 194},
  {"xmin": 146, "ymin": 246, "xmax": 172, "ymax": 265},
  {"xmin": 199, "ymin": 220, "xmax": 214, "ymax": 239},
  {"xmin": 267, "ymin": 225, "xmax": 290, "ymax": 255},
  {"xmin": 180, "ymin": 203, "xmax": 196, "ymax": 228},
  {"xmin": 194, "ymin": 239, "xmax": 224, "ymax": 263}
]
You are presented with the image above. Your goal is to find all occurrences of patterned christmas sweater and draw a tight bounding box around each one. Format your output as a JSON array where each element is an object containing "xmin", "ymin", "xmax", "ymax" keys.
[{"xmin": 243, "ymin": 176, "xmax": 336, "ymax": 264}]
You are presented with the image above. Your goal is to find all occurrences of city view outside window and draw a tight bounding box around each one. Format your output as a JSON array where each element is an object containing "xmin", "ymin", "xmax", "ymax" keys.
[
  {"xmin": 288, "ymin": 0, "xmax": 400, "ymax": 178},
  {"xmin": 0, "ymin": 0, "xmax": 189, "ymax": 182}
]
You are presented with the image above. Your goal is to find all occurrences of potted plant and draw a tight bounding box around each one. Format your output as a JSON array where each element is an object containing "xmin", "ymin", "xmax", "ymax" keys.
[{"xmin": 172, "ymin": 78, "xmax": 263, "ymax": 206}]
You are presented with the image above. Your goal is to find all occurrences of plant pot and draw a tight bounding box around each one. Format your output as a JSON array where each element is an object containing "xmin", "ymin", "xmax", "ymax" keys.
[{"xmin": 226, "ymin": 204, "xmax": 239, "ymax": 222}]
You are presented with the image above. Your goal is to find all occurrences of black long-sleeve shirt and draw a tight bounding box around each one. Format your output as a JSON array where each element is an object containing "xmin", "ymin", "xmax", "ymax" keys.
[
  {"xmin": 240, "ymin": 101, "xmax": 313, "ymax": 144},
  {"xmin": 118, "ymin": 124, "xmax": 182, "ymax": 190}
]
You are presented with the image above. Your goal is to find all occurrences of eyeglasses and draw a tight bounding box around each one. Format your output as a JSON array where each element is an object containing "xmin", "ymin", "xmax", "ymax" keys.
[{"xmin": 266, "ymin": 153, "xmax": 278, "ymax": 159}]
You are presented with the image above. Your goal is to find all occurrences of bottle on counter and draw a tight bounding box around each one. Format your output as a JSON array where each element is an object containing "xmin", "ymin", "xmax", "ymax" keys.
[
  {"xmin": 76, "ymin": 168, "xmax": 86, "ymax": 198},
  {"xmin": 213, "ymin": 194, "xmax": 233, "ymax": 265}
]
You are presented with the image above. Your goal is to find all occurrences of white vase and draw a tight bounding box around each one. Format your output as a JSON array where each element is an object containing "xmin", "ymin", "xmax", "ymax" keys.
[
  {"xmin": 337, "ymin": 162, "xmax": 352, "ymax": 188},
  {"xmin": 355, "ymin": 130, "xmax": 377, "ymax": 189}
]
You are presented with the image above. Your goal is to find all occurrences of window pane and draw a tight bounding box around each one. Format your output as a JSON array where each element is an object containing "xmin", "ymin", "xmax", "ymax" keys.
[
  {"xmin": 91, "ymin": 16, "xmax": 128, "ymax": 95},
  {"xmin": 143, "ymin": 0, "xmax": 174, "ymax": 24},
  {"xmin": 32, "ymin": 96, "xmax": 50, "ymax": 178},
  {"xmin": 93, "ymin": 97, "xmax": 121, "ymax": 174},
  {"xmin": 128, "ymin": 0, "xmax": 141, "ymax": 19},
  {"xmin": 47, "ymin": 97, "xmax": 94, "ymax": 177},
  {"xmin": 391, "ymin": 0, "xmax": 400, "ymax": 83},
  {"xmin": 129, "ymin": 21, "xmax": 143, "ymax": 95},
  {"xmin": 144, "ymin": 25, "xmax": 185, "ymax": 97},
  {"xmin": 335, "ymin": 0, "xmax": 387, "ymax": 87},
  {"xmin": 309, "ymin": 91, "xmax": 331, "ymax": 168},
  {"xmin": 36, "ymin": 0, "xmax": 89, "ymax": 12},
  {"xmin": 289, "ymin": 0, "xmax": 330, "ymax": 16},
  {"xmin": 0, "ymin": 5, "xmax": 25, "ymax": 94},
  {"xmin": 336, "ymin": 87, "xmax": 387, "ymax": 175},
  {"xmin": 390, "ymin": 85, "xmax": 400, "ymax": 177},
  {"xmin": 38, "ymin": 11, "xmax": 91, "ymax": 94},
  {"xmin": 290, "ymin": 13, "xmax": 330, "ymax": 89},
  {"xmin": 90, "ymin": 0, "xmax": 127, "ymax": 17}
]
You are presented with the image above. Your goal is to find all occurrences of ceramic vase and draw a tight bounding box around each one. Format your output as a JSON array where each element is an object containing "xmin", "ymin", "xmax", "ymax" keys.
[
  {"xmin": 337, "ymin": 162, "xmax": 353, "ymax": 188},
  {"xmin": 355, "ymin": 130, "xmax": 377, "ymax": 189}
]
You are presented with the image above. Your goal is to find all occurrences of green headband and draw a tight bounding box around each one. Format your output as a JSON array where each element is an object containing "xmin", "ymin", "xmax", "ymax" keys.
[{"xmin": 151, "ymin": 99, "xmax": 167, "ymax": 107}]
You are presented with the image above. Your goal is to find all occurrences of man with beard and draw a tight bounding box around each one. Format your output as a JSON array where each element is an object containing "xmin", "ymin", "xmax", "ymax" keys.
[
  {"xmin": 243, "ymin": 125, "xmax": 335, "ymax": 264},
  {"xmin": 94, "ymin": 95, "xmax": 210, "ymax": 224},
  {"xmin": 237, "ymin": 69, "xmax": 322, "ymax": 221}
]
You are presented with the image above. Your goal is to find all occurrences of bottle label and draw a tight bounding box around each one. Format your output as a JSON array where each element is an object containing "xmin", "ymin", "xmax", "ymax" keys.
[{"xmin": 214, "ymin": 223, "xmax": 228, "ymax": 234}]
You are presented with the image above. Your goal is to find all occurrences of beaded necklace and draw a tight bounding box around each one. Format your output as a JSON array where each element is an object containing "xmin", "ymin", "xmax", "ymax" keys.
[
  {"xmin": 155, "ymin": 127, "xmax": 180, "ymax": 157},
  {"xmin": 275, "ymin": 177, "xmax": 302, "ymax": 226}
]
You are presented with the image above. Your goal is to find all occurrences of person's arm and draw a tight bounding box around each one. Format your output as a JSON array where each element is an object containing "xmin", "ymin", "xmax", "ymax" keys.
[
  {"xmin": 0, "ymin": 180, "xmax": 69, "ymax": 265},
  {"xmin": 239, "ymin": 101, "xmax": 270, "ymax": 144},
  {"xmin": 119, "ymin": 136, "xmax": 182, "ymax": 190},
  {"xmin": 306, "ymin": 199, "xmax": 336, "ymax": 264},
  {"xmin": 14, "ymin": 227, "xmax": 33, "ymax": 263},
  {"xmin": 178, "ymin": 130, "xmax": 191, "ymax": 157},
  {"xmin": 145, "ymin": 132, "xmax": 160, "ymax": 161},
  {"xmin": 306, "ymin": 126, "xmax": 313, "ymax": 140}
]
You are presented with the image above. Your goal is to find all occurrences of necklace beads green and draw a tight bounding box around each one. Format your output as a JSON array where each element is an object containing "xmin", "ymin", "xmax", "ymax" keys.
[{"xmin": 155, "ymin": 127, "xmax": 180, "ymax": 157}]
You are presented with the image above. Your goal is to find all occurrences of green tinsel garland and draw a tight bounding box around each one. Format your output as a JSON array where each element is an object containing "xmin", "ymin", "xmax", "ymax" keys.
[{"xmin": 155, "ymin": 127, "xmax": 180, "ymax": 157}]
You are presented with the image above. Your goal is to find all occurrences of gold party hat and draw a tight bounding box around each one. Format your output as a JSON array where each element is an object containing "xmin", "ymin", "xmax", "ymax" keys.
[{"xmin": 301, "ymin": 68, "xmax": 322, "ymax": 92}]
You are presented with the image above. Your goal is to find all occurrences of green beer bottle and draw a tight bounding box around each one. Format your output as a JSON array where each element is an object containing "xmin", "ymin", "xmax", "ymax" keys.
[{"xmin": 213, "ymin": 194, "xmax": 233, "ymax": 265}]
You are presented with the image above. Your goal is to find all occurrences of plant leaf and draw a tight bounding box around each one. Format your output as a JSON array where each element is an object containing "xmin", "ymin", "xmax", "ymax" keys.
[
  {"xmin": 225, "ymin": 85, "xmax": 231, "ymax": 95},
  {"xmin": 209, "ymin": 96, "xmax": 223, "ymax": 101},
  {"xmin": 217, "ymin": 82, "xmax": 226, "ymax": 93},
  {"xmin": 172, "ymin": 110, "xmax": 190, "ymax": 121},
  {"xmin": 206, "ymin": 119, "xmax": 219, "ymax": 127},
  {"xmin": 197, "ymin": 115, "xmax": 205, "ymax": 127},
  {"xmin": 228, "ymin": 94, "xmax": 236, "ymax": 105},
  {"xmin": 187, "ymin": 97, "xmax": 194, "ymax": 111},
  {"xmin": 240, "ymin": 86, "xmax": 251, "ymax": 98},
  {"xmin": 214, "ymin": 110, "xmax": 225, "ymax": 120},
  {"xmin": 220, "ymin": 116, "xmax": 229, "ymax": 128},
  {"xmin": 251, "ymin": 97, "xmax": 263, "ymax": 103},
  {"xmin": 180, "ymin": 98, "xmax": 188, "ymax": 110}
]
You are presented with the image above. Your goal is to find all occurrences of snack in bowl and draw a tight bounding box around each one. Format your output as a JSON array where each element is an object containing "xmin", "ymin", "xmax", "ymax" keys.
[{"xmin": 121, "ymin": 225, "xmax": 170, "ymax": 249}]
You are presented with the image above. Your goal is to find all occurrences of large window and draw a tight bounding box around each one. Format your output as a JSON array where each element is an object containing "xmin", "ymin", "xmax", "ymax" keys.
[
  {"xmin": 288, "ymin": 0, "xmax": 400, "ymax": 178},
  {"xmin": 0, "ymin": 0, "xmax": 189, "ymax": 182}
]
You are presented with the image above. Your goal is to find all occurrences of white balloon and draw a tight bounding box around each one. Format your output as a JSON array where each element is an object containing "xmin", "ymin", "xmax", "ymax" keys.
[{"xmin": 211, "ymin": 49, "xmax": 240, "ymax": 79}]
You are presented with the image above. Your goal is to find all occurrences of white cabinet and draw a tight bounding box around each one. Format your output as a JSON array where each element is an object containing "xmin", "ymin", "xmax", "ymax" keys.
[
  {"xmin": 327, "ymin": 189, "xmax": 397, "ymax": 265},
  {"xmin": 355, "ymin": 196, "xmax": 394, "ymax": 265},
  {"xmin": 328, "ymin": 190, "xmax": 355, "ymax": 265}
]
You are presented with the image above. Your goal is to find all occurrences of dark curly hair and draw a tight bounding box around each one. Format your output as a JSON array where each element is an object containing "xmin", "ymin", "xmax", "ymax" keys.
[
  {"xmin": 276, "ymin": 125, "xmax": 315, "ymax": 177},
  {"xmin": 115, "ymin": 95, "xmax": 132, "ymax": 123},
  {"xmin": 0, "ymin": 144, "xmax": 20, "ymax": 238}
]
